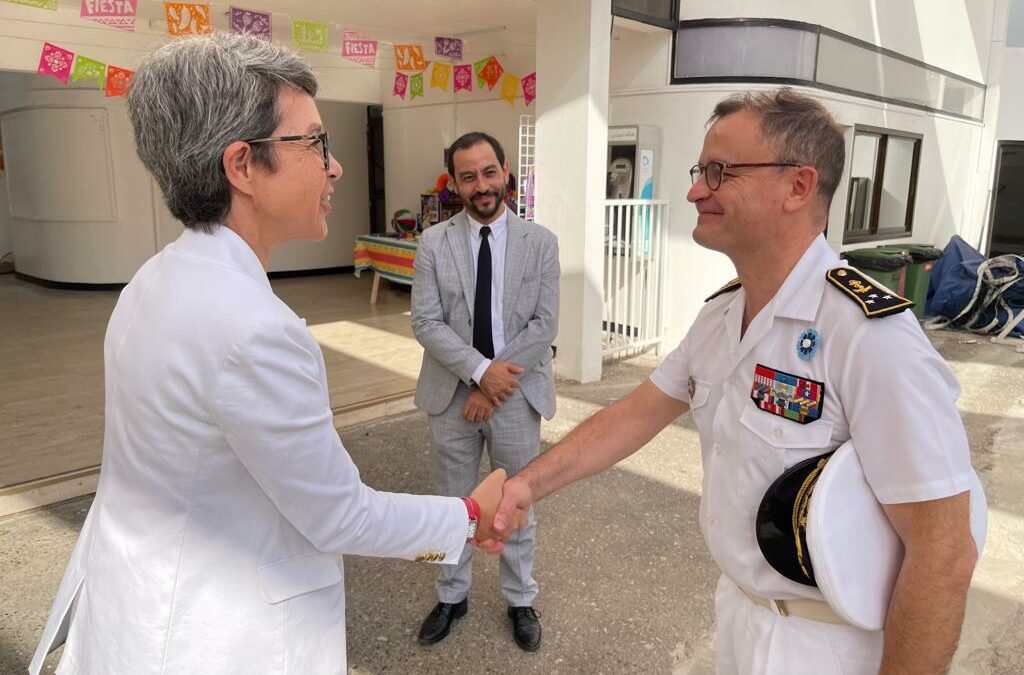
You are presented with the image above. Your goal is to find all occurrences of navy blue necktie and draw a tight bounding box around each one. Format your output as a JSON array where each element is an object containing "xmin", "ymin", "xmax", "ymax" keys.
[{"xmin": 473, "ymin": 226, "xmax": 495, "ymax": 359}]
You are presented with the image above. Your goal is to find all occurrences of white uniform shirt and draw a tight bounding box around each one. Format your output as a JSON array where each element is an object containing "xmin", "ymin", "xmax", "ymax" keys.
[
  {"xmin": 468, "ymin": 207, "xmax": 508, "ymax": 383},
  {"xmin": 651, "ymin": 234, "xmax": 977, "ymax": 601}
]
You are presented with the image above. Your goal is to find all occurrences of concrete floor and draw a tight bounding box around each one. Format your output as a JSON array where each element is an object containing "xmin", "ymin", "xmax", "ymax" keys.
[{"xmin": 1, "ymin": 329, "xmax": 1022, "ymax": 674}]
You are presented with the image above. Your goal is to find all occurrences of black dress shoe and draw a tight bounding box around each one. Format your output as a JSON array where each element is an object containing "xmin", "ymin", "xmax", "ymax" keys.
[
  {"xmin": 418, "ymin": 599, "xmax": 468, "ymax": 645},
  {"xmin": 508, "ymin": 606, "xmax": 542, "ymax": 652}
]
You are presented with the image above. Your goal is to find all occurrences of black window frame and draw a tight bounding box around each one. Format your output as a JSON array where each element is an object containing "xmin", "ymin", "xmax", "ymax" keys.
[
  {"xmin": 843, "ymin": 125, "xmax": 923, "ymax": 244},
  {"xmin": 612, "ymin": 0, "xmax": 679, "ymax": 31}
]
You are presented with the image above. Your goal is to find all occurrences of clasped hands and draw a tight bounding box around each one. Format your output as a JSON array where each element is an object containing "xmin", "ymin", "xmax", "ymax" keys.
[
  {"xmin": 467, "ymin": 469, "xmax": 535, "ymax": 555},
  {"xmin": 462, "ymin": 360, "xmax": 524, "ymax": 423},
  {"xmin": 467, "ymin": 469, "xmax": 530, "ymax": 554}
]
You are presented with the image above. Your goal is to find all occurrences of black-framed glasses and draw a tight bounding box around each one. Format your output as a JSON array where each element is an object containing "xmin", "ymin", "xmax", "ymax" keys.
[
  {"xmin": 689, "ymin": 161, "xmax": 800, "ymax": 191},
  {"xmin": 244, "ymin": 131, "xmax": 330, "ymax": 170}
]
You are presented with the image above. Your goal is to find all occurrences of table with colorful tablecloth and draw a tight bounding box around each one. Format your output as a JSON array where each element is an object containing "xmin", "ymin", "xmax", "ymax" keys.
[{"xmin": 353, "ymin": 234, "xmax": 418, "ymax": 303}]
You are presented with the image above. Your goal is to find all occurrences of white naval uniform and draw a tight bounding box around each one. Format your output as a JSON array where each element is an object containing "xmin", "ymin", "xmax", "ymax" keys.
[{"xmin": 650, "ymin": 235, "xmax": 978, "ymax": 675}]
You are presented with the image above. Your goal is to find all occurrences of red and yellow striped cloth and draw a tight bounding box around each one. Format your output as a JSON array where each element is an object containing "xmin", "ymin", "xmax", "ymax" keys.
[{"xmin": 353, "ymin": 235, "xmax": 418, "ymax": 284}]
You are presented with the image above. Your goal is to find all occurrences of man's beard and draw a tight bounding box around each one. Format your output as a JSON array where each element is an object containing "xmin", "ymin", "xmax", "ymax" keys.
[{"xmin": 464, "ymin": 186, "xmax": 505, "ymax": 221}]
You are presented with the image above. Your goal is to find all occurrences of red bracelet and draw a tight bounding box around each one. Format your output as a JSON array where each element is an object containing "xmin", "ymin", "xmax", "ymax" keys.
[{"xmin": 462, "ymin": 497, "xmax": 481, "ymax": 522}]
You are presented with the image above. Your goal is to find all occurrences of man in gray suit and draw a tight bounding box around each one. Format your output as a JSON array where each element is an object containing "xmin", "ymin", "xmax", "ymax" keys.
[{"xmin": 411, "ymin": 132, "xmax": 559, "ymax": 652}]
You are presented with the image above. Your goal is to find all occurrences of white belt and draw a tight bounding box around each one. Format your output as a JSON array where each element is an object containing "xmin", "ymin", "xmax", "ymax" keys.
[{"xmin": 739, "ymin": 586, "xmax": 849, "ymax": 625}]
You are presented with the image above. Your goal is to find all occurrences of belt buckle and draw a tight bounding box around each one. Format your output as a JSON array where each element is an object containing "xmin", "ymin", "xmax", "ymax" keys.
[{"xmin": 769, "ymin": 598, "xmax": 790, "ymax": 617}]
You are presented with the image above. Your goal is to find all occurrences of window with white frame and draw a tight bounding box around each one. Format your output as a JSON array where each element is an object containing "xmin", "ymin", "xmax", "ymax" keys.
[{"xmin": 844, "ymin": 126, "xmax": 922, "ymax": 243}]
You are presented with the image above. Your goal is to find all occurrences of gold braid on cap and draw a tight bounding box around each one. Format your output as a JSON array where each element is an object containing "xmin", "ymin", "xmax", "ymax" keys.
[{"xmin": 792, "ymin": 457, "xmax": 830, "ymax": 582}]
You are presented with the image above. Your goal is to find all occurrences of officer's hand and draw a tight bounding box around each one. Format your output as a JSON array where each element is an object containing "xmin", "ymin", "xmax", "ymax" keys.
[
  {"xmin": 479, "ymin": 361, "xmax": 524, "ymax": 406},
  {"xmin": 462, "ymin": 388, "xmax": 495, "ymax": 422},
  {"xmin": 478, "ymin": 475, "xmax": 533, "ymax": 552},
  {"xmin": 469, "ymin": 469, "xmax": 528, "ymax": 554}
]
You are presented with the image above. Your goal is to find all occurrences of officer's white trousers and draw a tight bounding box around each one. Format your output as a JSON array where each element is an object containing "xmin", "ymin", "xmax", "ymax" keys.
[{"xmin": 715, "ymin": 576, "xmax": 884, "ymax": 675}]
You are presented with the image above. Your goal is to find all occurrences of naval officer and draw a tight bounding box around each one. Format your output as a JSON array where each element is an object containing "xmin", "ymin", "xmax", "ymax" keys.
[{"xmin": 486, "ymin": 88, "xmax": 981, "ymax": 675}]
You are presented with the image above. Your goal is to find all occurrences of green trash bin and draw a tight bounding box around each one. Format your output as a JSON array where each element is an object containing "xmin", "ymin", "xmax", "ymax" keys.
[
  {"xmin": 841, "ymin": 248, "xmax": 912, "ymax": 300},
  {"xmin": 874, "ymin": 245, "xmax": 943, "ymax": 319}
]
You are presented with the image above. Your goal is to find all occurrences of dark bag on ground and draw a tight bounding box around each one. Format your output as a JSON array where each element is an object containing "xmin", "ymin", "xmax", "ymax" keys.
[{"xmin": 926, "ymin": 235, "xmax": 1024, "ymax": 338}]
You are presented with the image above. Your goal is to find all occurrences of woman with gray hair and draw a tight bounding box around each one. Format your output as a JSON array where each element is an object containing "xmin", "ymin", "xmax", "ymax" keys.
[{"xmin": 30, "ymin": 32, "xmax": 518, "ymax": 675}]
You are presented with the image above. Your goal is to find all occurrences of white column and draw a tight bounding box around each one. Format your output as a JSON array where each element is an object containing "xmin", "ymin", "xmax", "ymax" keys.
[{"xmin": 535, "ymin": 0, "xmax": 610, "ymax": 384}]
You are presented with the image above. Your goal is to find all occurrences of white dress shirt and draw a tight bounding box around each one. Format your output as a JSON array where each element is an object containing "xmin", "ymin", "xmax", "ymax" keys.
[{"xmin": 468, "ymin": 207, "xmax": 508, "ymax": 384}]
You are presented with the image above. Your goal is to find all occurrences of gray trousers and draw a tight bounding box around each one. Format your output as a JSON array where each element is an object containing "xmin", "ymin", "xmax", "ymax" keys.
[{"xmin": 428, "ymin": 382, "xmax": 540, "ymax": 607}]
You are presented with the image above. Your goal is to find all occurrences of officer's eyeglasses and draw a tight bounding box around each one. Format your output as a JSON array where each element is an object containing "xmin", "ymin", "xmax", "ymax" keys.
[
  {"xmin": 244, "ymin": 131, "xmax": 330, "ymax": 170},
  {"xmin": 690, "ymin": 160, "xmax": 801, "ymax": 191}
]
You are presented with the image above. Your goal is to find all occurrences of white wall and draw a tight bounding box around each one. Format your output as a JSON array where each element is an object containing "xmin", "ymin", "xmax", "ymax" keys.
[
  {"xmin": 380, "ymin": 44, "xmax": 534, "ymax": 221},
  {"xmin": 0, "ymin": 15, "xmax": 375, "ymax": 281},
  {"xmin": 606, "ymin": 21, "xmax": 671, "ymax": 93},
  {"xmin": 993, "ymin": 0, "xmax": 1024, "ymax": 141},
  {"xmin": 1, "ymin": 81, "xmax": 160, "ymax": 283},
  {"xmin": 0, "ymin": 81, "xmax": 370, "ymax": 282},
  {"xmin": 995, "ymin": 49, "xmax": 1024, "ymax": 140},
  {"xmin": 271, "ymin": 100, "xmax": 370, "ymax": 271},
  {"xmin": 0, "ymin": 71, "xmax": 29, "ymax": 263},
  {"xmin": 609, "ymin": 19, "xmax": 672, "ymax": 92}
]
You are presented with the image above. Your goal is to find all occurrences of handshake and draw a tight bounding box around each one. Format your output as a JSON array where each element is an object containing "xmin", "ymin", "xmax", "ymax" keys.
[{"xmin": 466, "ymin": 468, "xmax": 533, "ymax": 553}]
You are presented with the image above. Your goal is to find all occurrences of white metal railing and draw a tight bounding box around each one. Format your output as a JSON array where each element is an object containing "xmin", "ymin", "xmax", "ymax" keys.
[
  {"xmin": 516, "ymin": 115, "xmax": 535, "ymax": 220},
  {"xmin": 602, "ymin": 199, "xmax": 670, "ymax": 358}
]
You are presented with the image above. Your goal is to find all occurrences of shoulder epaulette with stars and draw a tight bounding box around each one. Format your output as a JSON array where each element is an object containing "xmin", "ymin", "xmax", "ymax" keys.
[
  {"xmin": 704, "ymin": 278, "xmax": 742, "ymax": 303},
  {"xmin": 825, "ymin": 266, "xmax": 914, "ymax": 318}
]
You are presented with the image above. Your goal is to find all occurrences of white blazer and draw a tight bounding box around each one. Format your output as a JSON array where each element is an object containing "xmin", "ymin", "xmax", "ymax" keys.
[{"xmin": 30, "ymin": 226, "xmax": 467, "ymax": 675}]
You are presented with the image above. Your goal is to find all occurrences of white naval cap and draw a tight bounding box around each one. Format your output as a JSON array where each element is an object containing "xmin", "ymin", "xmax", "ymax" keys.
[{"xmin": 757, "ymin": 440, "xmax": 988, "ymax": 631}]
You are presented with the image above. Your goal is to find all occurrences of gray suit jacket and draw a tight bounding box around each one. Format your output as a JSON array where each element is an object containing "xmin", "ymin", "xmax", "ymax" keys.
[{"xmin": 412, "ymin": 210, "xmax": 559, "ymax": 419}]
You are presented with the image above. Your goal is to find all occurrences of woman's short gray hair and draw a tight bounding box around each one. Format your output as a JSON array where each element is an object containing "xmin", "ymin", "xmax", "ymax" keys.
[
  {"xmin": 710, "ymin": 88, "xmax": 846, "ymax": 212},
  {"xmin": 127, "ymin": 32, "xmax": 318, "ymax": 231}
]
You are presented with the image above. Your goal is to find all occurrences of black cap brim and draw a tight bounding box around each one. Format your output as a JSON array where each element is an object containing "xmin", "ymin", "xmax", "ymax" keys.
[{"xmin": 755, "ymin": 451, "xmax": 834, "ymax": 587}]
